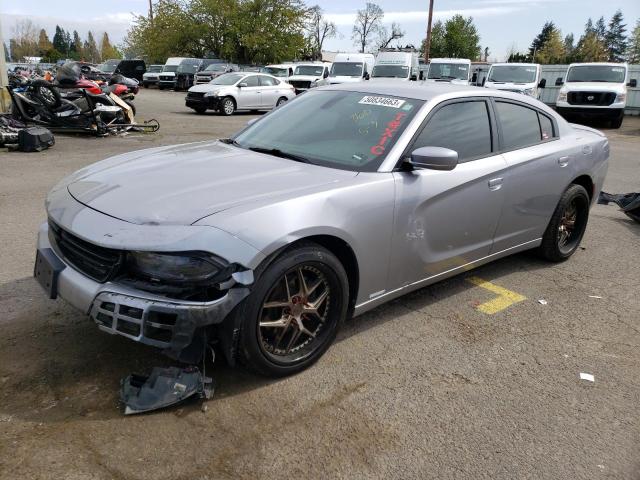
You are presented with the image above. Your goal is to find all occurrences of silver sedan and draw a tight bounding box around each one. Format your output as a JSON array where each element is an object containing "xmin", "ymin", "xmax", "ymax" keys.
[
  {"xmin": 36, "ymin": 82, "xmax": 608, "ymax": 376},
  {"xmin": 185, "ymin": 72, "xmax": 296, "ymax": 115}
]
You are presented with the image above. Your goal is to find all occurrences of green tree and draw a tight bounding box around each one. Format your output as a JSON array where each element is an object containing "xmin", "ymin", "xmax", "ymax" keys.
[
  {"xmin": 37, "ymin": 29, "xmax": 52, "ymax": 56},
  {"xmin": 83, "ymin": 31, "xmax": 101, "ymax": 62},
  {"xmin": 536, "ymin": 27, "xmax": 565, "ymax": 63},
  {"xmin": 69, "ymin": 30, "xmax": 83, "ymax": 59},
  {"xmin": 605, "ymin": 10, "xmax": 627, "ymax": 62},
  {"xmin": 595, "ymin": 16, "xmax": 606, "ymax": 41},
  {"xmin": 442, "ymin": 15, "xmax": 481, "ymax": 59},
  {"xmin": 576, "ymin": 30, "xmax": 608, "ymax": 61},
  {"xmin": 628, "ymin": 19, "xmax": 640, "ymax": 63},
  {"xmin": 352, "ymin": 2, "xmax": 384, "ymax": 53},
  {"xmin": 529, "ymin": 21, "xmax": 555, "ymax": 59},
  {"xmin": 100, "ymin": 32, "xmax": 121, "ymax": 60},
  {"xmin": 420, "ymin": 20, "xmax": 445, "ymax": 58},
  {"xmin": 52, "ymin": 25, "xmax": 68, "ymax": 55},
  {"xmin": 564, "ymin": 33, "xmax": 575, "ymax": 62}
]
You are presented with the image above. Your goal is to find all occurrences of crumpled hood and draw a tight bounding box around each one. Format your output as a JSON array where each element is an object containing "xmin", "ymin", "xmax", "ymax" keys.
[{"xmin": 65, "ymin": 141, "xmax": 357, "ymax": 226}]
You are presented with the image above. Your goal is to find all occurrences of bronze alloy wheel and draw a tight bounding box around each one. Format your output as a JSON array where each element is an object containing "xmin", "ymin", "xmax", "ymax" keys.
[
  {"xmin": 557, "ymin": 195, "xmax": 588, "ymax": 255},
  {"xmin": 258, "ymin": 265, "xmax": 331, "ymax": 363}
]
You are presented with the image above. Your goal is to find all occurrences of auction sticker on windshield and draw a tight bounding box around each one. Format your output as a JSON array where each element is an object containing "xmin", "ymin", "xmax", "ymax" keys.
[{"xmin": 359, "ymin": 96, "xmax": 406, "ymax": 108}]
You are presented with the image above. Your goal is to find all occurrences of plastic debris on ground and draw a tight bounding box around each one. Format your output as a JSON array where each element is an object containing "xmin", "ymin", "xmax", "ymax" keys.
[
  {"xmin": 537, "ymin": 299, "xmax": 548, "ymax": 305},
  {"xmin": 0, "ymin": 114, "xmax": 55, "ymax": 152},
  {"xmin": 579, "ymin": 372, "xmax": 595, "ymax": 382},
  {"xmin": 598, "ymin": 191, "xmax": 640, "ymax": 223},
  {"xmin": 120, "ymin": 366, "xmax": 214, "ymax": 415}
]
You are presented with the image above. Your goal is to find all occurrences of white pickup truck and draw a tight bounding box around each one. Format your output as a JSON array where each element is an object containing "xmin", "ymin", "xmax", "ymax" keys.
[{"xmin": 555, "ymin": 62, "xmax": 636, "ymax": 129}]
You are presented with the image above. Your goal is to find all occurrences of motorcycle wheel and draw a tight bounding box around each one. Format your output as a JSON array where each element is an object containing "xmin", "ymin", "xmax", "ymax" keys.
[{"xmin": 31, "ymin": 80, "xmax": 61, "ymax": 109}]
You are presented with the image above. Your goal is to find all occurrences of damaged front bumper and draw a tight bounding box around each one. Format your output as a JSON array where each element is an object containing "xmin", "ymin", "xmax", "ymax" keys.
[{"xmin": 36, "ymin": 216, "xmax": 263, "ymax": 359}]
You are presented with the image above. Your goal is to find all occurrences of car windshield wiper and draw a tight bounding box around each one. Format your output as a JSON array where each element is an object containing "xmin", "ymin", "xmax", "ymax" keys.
[
  {"xmin": 219, "ymin": 138, "xmax": 241, "ymax": 147},
  {"xmin": 247, "ymin": 146, "xmax": 315, "ymax": 164}
]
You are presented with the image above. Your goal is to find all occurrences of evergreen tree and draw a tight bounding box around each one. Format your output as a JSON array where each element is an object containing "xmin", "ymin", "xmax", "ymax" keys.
[
  {"xmin": 595, "ymin": 16, "xmax": 606, "ymax": 41},
  {"xmin": 536, "ymin": 27, "xmax": 565, "ymax": 63},
  {"xmin": 628, "ymin": 19, "xmax": 640, "ymax": 63},
  {"xmin": 37, "ymin": 29, "xmax": 53, "ymax": 56},
  {"xmin": 52, "ymin": 25, "xmax": 67, "ymax": 55},
  {"xmin": 584, "ymin": 18, "xmax": 594, "ymax": 35},
  {"xmin": 100, "ymin": 32, "xmax": 121, "ymax": 60},
  {"xmin": 563, "ymin": 33, "xmax": 575, "ymax": 62},
  {"xmin": 576, "ymin": 31, "xmax": 608, "ymax": 61},
  {"xmin": 529, "ymin": 22, "xmax": 555, "ymax": 60},
  {"xmin": 83, "ymin": 31, "xmax": 100, "ymax": 62},
  {"xmin": 605, "ymin": 10, "xmax": 627, "ymax": 62},
  {"xmin": 70, "ymin": 30, "xmax": 83, "ymax": 59}
]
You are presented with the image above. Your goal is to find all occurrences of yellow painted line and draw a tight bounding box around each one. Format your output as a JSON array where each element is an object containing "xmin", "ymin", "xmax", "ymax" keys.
[{"xmin": 466, "ymin": 276, "xmax": 526, "ymax": 315}]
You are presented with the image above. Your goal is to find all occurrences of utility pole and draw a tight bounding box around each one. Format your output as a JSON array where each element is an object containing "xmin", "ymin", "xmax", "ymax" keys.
[
  {"xmin": 423, "ymin": 0, "xmax": 435, "ymax": 63},
  {"xmin": 149, "ymin": 0, "xmax": 154, "ymax": 20},
  {"xmin": 0, "ymin": 18, "xmax": 10, "ymax": 113}
]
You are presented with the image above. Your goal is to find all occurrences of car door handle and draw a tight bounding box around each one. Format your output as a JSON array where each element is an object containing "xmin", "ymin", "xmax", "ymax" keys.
[
  {"xmin": 558, "ymin": 156, "xmax": 570, "ymax": 167},
  {"xmin": 488, "ymin": 177, "xmax": 503, "ymax": 191}
]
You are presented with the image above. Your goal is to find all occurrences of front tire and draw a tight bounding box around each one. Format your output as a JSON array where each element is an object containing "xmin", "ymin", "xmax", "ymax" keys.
[
  {"xmin": 276, "ymin": 96, "xmax": 288, "ymax": 107},
  {"xmin": 194, "ymin": 107, "xmax": 207, "ymax": 114},
  {"xmin": 610, "ymin": 115, "xmax": 623, "ymax": 129},
  {"xmin": 235, "ymin": 243, "xmax": 349, "ymax": 377},
  {"xmin": 538, "ymin": 184, "xmax": 590, "ymax": 262},
  {"xmin": 219, "ymin": 97, "xmax": 236, "ymax": 116}
]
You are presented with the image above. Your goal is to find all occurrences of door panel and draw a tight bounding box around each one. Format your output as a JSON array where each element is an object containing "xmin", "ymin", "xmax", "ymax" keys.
[
  {"xmin": 237, "ymin": 76, "xmax": 261, "ymax": 109},
  {"xmin": 491, "ymin": 139, "xmax": 578, "ymax": 251},
  {"xmin": 389, "ymin": 154, "xmax": 508, "ymax": 289}
]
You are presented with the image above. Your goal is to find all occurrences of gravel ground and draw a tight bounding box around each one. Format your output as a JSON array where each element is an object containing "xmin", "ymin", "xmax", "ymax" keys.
[{"xmin": 1, "ymin": 89, "xmax": 639, "ymax": 479}]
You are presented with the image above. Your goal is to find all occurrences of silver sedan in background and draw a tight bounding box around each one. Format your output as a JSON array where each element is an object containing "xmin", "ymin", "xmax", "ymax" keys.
[
  {"xmin": 36, "ymin": 83, "xmax": 608, "ymax": 376},
  {"xmin": 185, "ymin": 72, "xmax": 295, "ymax": 115}
]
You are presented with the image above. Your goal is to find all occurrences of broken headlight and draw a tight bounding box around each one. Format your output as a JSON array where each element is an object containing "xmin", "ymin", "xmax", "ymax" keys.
[{"xmin": 127, "ymin": 251, "xmax": 231, "ymax": 285}]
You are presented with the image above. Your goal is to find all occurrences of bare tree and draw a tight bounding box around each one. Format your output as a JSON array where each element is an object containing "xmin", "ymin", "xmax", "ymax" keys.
[
  {"xmin": 307, "ymin": 5, "xmax": 337, "ymax": 60},
  {"xmin": 11, "ymin": 19, "xmax": 39, "ymax": 60},
  {"xmin": 377, "ymin": 22, "xmax": 405, "ymax": 50},
  {"xmin": 352, "ymin": 2, "xmax": 384, "ymax": 53}
]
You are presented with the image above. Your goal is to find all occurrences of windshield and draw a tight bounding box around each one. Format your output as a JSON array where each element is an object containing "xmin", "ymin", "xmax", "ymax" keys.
[
  {"xmin": 488, "ymin": 65, "xmax": 537, "ymax": 83},
  {"xmin": 210, "ymin": 73, "xmax": 244, "ymax": 85},
  {"xmin": 262, "ymin": 67, "xmax": 288, "ymax": 77},
  {"xmin": 428, "ymin": 63, "xmax": 469, "ymax": 80},
  {"xmin": 178, "ymin": 61, "xmax": 200, "ymax": 74},
  {"xmin": 331, "ymin": 62, "xmax": 364, "ymax": 77},
  {"xmin": 294, "ymin": 65, "xmax": 325, "ymax": 76},
  {"xmin": 205, "ymin": 64, "xmax": 227, "ymax": 72},
  {"xmin": 233, "ymin": 90, "xmax": 423, "ymax": 172},
  {"xmin": 372, "ymin": 65, "xmax": 409, "ymax": 79},
  {"xmin": 566, "ymin": 65, "xmax": 626, "ymax": 83},
  {"xmin": 98, "ymin": 63, "xmax": 117, "ymax": 73},
  {"xmin": 148, "ymin": 65, "xmax": 163, "ymax": 73},
  {"xmin": 162, "ymin": 65, "xmax": 179, "ymax": 73}
]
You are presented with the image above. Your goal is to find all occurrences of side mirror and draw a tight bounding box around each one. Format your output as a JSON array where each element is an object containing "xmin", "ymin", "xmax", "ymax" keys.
[
  {"xmin": 481, "ymin": 77, "xmax": 486, "ymax": 86},
  {"xmin": 364, "ymin": 72, "xmax": 370, "ymax": 80},
  {"xmin": 555, "ymin": 77, "xmax": 564, "ymax": 86},
  {"xmin": 471, "ymin": 73, "xmax": 477, "ymax": 83},
  {"xmin": 406, "ymin": 146, "xmax": 458, "ymax": 171},
  {"xmin": 538, "ymin": 78, "xmax": 547, "ymax": 88},
  {"xmin": 238, "ymin": 82, "xmax": 248, "ymax": 88},
  {"xmin": 410, "ymin": 74, "xmax": 417, "ymax": 81},
  {"xmin": 628, "ymin": 79, "xmax": 637, "ymax": 88},
  {"xmin": 323, "ymin": 69, "xmax": 329, "ymax": 79}
]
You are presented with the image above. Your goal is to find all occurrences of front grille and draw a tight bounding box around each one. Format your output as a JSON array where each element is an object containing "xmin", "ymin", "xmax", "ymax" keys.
[
  {"xmin": 290, "ymin": 80, "xmax": 311, "ymax": 89},
  {"xmin": 187, "ymin": 92, "xmax": 205, "ymax": 98},
  {"xmin": 159, "ymin": 76, "xmax": 174, "ymax": 82},
  {"xmin": 49, "ymin": 220, "xmax": 124, "ymax": 283},
  {"xmin": 567, "ymin": 91, "xmax": 616, "ymax": 106}
]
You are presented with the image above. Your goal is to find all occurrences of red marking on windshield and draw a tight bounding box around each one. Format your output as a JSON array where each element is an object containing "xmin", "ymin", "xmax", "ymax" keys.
[{"xmin": 370, "ymin": 112, "xmax": 407, "ymax": 156}]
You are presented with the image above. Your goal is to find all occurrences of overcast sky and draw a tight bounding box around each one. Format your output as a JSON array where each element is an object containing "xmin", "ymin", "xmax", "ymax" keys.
[{"xmin": 2, "ymin": 0, "xmax": 639, "ymax": 60}]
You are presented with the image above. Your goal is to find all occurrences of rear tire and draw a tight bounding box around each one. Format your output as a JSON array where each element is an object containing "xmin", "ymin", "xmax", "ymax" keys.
[
  {"xmin": 234, "ymin": 243, "xmax": 349, "ymax": 377},
  {"xmin": 610, "ymin": 116, "xmax": 623, "ymax": 129},
  {"xmin": 194, "ymin": 107, "xmax": 207, "ymax": 114},
  {"xmin": 538, "ymin": 184, "xmax": 590, "ymax": 262},
  {"xmin": 276, "ymin": 96, "xmax": 288, "ymax": 107}
]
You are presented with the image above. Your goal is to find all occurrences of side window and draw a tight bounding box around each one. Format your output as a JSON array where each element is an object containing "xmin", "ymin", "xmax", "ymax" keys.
[
  {"xmin": 538, "ymin": 113, "xmax": 555, "ymax": 140},
  {"xmin": 412, "ymin": 101, "xmax": 492, "ymax": 162},
  {"xmin": 244, "ymin": 75, "xmax": 259, "ymax": 87},
  {"xmin": 260, "ymin": 76, "xmax": 277, "ymax": 86},
  {"xmin": 495, "ymin": 101, "xmax": 542, "ymax": 150}
]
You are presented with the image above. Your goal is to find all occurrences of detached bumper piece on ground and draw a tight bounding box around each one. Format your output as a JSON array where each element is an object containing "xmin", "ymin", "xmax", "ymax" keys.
[
  {"xmin": 598, "ymin": 191, "xmax": 640, "ymax": 223},
  {"xmin": 0, "ymin": 114, "xmax": 54, "ymax": 152},
  {"xmin": 120, "ymin": 366, "xmax": 213, "ymax": 415}
]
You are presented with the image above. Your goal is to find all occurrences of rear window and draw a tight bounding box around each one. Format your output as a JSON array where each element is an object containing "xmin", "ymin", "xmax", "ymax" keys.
[
  {"xmin": 495, "ymin": 101, "xmax": 542, "ymax": 150},
  {"xmin": 538, "ymin": 113, "xmax": 554, "ymax": 140}
]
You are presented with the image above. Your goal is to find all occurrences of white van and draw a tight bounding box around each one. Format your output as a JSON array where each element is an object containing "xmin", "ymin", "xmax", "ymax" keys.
[
  {"xmin": 425, "ymin": 58, "xmax": 471, "ymax": 85},
  {"xmin": 319, "ymin": 53, "xmax": 375, "ymax": 85},
  {"xmin": 371, "ymin": 51, "xmax": 419, "ymax": 81},
  {"xmin": 484, "ymin": 63, "xmax": 544, "ymax": 97},
  {"xmin": 288, "ymin": 62, "xmax": 331, "ymax": 94},
  {"xmin": 555, "ymin": 62, "xmax": 635, "ymax": 129},
  {"xmin": 158, "ymin": 57, "xmax": 187, "ymax": 90},
  {"xmin": 262, "ymin": 64, "xmax": 296, "ymax": 82}
]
